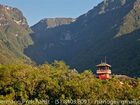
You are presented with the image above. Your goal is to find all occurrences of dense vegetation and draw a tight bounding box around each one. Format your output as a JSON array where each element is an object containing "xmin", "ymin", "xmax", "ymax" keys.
[
  {"xmin": 0, "ymin": 61, "xmax": 140, "ymax": 105},
  {"xmin": 0, "ymin": 2, "xmax": 140, "ymax": 105}
]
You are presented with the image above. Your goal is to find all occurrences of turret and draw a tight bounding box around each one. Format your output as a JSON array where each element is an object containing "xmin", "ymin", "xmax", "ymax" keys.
[{"xmin": 96, "ymin": 59, "xmax": 111, "ymax": 80}]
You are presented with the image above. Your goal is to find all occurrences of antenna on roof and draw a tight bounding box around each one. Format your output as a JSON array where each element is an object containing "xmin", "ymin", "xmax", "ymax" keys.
[
  {"xmin": 105, "ymin": 56, "xmax": 107, "ymax": 63},
  {"xmin": 101, "ymin": 60, "xmax": 103, "ymax": 63}
]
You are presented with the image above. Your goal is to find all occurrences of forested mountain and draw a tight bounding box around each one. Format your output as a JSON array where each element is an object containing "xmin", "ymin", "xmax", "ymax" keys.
[
  {"xmin": 0, "ymin": 4, "xmax": 32, "ymax": 64},
  {"xmin": 25, "ymin": 18, "xmax": 75, "ymax": 64},
  {"xmin": 25, "ymin": 0, "xmax": 140, "ymax": 77},
  {"xmin": 0, "ymin": 1, "xmax": 140, "ymax": 104}
]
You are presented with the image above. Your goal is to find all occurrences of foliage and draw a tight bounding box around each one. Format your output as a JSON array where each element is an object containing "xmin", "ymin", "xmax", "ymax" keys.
[{"xmin": 0, "ymin": 61, "xmax": 139, "ymax": 105}]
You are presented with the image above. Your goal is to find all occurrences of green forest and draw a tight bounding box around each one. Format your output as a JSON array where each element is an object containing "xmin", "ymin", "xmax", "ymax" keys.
[
  {"xmin": 0, "ymin": 61, "xmax": 140, "ymax": 105},
  {"xmin": 1, "ymin": 0, "xmax": 140, "ymax": 104}
]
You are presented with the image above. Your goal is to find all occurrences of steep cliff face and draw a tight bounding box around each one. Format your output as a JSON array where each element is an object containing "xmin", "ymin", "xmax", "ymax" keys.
[
  {"xmin": 25, "ymin": 18, "xmax": 75, "ymax": 64},
  {"xmin": 25, "ymin": 0, "xmax": 140, "ymax": 76},
  {"xmin": 31, "ymin": 18, "xmax": 75, "ymax": 43},
  {"xmin": 32, "ymin": 18, "xmax": 75, "ymax": 30},
  {"xmin": 0, "ymin": 4, "xmax": 32, "ymax": 64}
]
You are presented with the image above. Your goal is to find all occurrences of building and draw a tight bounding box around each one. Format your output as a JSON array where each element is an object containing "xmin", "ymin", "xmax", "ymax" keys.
[{"xmin": 96, "ymin": 62, "xmax": 111, "ymax": 80}]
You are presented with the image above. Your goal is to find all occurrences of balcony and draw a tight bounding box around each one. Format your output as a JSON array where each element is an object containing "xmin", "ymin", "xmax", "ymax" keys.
[{"xmin": 97, "ymin": 70, "xmax": 111, "ymax": 74}]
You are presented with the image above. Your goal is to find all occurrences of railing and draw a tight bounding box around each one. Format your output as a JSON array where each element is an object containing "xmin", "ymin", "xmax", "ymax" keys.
[{"xmin": 97, "ymin": 70, "xmax": 111, "ymax": 74}]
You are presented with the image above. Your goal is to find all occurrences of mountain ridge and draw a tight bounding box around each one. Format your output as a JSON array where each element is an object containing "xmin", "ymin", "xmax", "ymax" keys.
[
  {"xmin": 24, "ymin": 0, "xmax": 140, "ymax": 76},
  {"xmin": 0, "ymin": 4, "xmax": 32, "ymax": 64},
  {"xmin": 32, "ymin": 18, "xmax": 75, "ymax": 31}
]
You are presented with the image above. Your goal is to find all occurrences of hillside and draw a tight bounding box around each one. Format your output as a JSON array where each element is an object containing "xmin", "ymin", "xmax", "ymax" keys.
[
  {"xmin": 0, "ymin": 1, "xmax": 140, "ymax": 104},
  {"xmin": 25, "ymin": 18, "xmax": 75, "ymax": 64},
  {"xmin": 25, "ymin": 0, "xmax": 140, "ymax": 77},
  {"xmin": 0, "ymin": 4, "xmax": 32, "ymax": 64}
]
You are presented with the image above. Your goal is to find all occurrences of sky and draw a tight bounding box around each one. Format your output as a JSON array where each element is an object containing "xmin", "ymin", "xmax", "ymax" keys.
[{"xmin": 0, "ymin": 0, "xmax": 103, "ymax": 26}]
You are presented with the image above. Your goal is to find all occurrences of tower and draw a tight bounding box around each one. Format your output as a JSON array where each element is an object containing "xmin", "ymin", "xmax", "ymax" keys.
[{"xmin": 96, "ymin": 59, "xmax": 111, "ymax": 80}]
